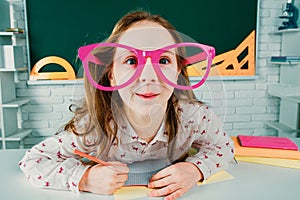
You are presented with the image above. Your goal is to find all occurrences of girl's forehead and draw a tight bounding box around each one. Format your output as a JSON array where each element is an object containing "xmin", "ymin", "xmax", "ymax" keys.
[{"xmin": 118, "ymin": 22, "xmax": 175, "ymax": 49}]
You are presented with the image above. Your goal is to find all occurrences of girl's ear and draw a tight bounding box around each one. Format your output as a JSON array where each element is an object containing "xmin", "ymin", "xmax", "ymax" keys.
[
  {"xmin": 175, "ymin": 69, "xmax": 181, "ymax": 82},
  {"xmin": 108, "ymin": 71, "xmax": 116, "ymax": 86}
]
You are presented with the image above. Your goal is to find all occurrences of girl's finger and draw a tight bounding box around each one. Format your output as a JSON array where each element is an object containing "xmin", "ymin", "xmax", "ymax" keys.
[
  {"xmin": 116, "ymin": 174, "xmax": 128, "ymax": 183},
  {"xmin": 114, "ymin": 182, "xmax": 125, "ymax": 189},
  {"xmin": 150, "ymin": 167, "xmax": 172, "ymax": 181},
  {"xmin": 148, "ymin": 183, "xmax": 178, "ymax": 197},
  {"xmin": 164, "ymin": 188, "xmax": 185, "ymax": 200},
  {"xmin": 106, "ymin": 164, "xmax": 129, "ymax": 174},
  {"xmin": 148, "ymin": 175, "xmax": 174, "ymax": 188}
]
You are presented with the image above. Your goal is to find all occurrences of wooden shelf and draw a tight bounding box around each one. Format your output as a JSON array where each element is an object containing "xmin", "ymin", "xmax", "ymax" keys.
[
  {"xmin": 267, "ymin": 94, "xmax": 300, "ymax": 103},
  {"xmin": 268, "ymin": 93, "xmax": 300, "ymax": 103},
  {"xmin": 23, "ymin": 136, "xmax": 47, "ymax": 146},
  {"xmin": 280, "ymin": 96, "xmax": 300, "ymax": 103},
  {"xmin": 268, "ymin": 84, "xmax": 300, "ymax": 97},
  {"xmin": 0, "ymin": 67, "xmax": 27, "ymax": 72},
  {"xmin": 189, "ymin": 75, "xmax": 259, "ymax": 82},
  {"xmin": 26, "ymin": 76, "xmax": 260, "ymax": 86},
  {"xmin": 2, "ymin": 98, "xmax": 30, "ymax": 108},
  {"xmin": 265, "ymin": 121, "xmax": 298, "ymax": 133},
  {"xmin": 27, "ymin": 79, "xmax": 84, "ymax": 85},
  {"xmin": 0, "ymin": 32, "xmax": 25, "ymax": 36},
  {"xmin": 270, "ymin": 61, "xmax": 300, "ymax": 65},
  {"xmin": 0, "ymin": 129, "xmax": 32, "ymax": 141},
  {"xmin": 271, "ymin": 28, "xmax": 300, "ymax": 34}
]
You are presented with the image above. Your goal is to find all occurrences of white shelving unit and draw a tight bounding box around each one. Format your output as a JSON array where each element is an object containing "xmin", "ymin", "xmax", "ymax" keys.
[
  {"xmin": 266, "ymin": 28, "xmax": 300, "ymax": 138},
  {"xmin": 0, "ymin": 0, "xmax": 32, "ymax": 149},
  {"xmin": 0, "ymin": 68, "xmax": 32, "ymax": 149}
]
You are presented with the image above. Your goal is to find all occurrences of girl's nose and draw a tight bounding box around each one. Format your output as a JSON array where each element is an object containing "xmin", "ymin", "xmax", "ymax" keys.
[{"xmin": 139, "ymin": 58, "xmax": 158, "ymax": 83}]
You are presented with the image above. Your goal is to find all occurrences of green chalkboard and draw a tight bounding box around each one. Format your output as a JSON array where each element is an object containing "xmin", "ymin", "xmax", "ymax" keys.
[{"xmin": 26, "ymin": 0, "xmax": 258, "ymax": 74}]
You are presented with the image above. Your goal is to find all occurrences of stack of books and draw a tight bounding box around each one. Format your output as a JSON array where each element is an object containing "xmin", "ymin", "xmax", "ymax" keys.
[
  {"xmin": 232, "ymin": 135, "xmax": 300, "ymax": 169},
  {"xmin": 271, "ymin": 56, "xmax": 300, "ymax": 62}
]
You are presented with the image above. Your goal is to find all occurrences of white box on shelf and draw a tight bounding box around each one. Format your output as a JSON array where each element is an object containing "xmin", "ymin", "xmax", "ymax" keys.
[{"xmin": 0, "ymin": 45, "xmax": 24, "ymax": 68}]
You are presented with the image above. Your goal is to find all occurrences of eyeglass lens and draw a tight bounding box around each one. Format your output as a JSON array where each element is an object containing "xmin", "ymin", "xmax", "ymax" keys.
[{"xmin": 85, "ymin": 44, "xmax": 209, "ymax": 89}]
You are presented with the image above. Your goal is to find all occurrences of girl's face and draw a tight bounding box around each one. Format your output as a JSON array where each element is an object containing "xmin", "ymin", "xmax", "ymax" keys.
[{"xmin": 109, "ymin": 21, "xmax": 179, "ymax": 115}]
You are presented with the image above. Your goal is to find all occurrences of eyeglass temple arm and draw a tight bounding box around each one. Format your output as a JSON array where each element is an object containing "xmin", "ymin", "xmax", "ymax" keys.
[
  {"xmin": 183, "ymin": 48, "xmax": 215, "ymax": 65},
  {"xmin": 78, "ymin": 44, "xmax": 103, "ymax": 65}
]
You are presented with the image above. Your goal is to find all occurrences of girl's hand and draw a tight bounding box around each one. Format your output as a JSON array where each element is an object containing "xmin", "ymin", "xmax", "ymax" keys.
[
  {"xmin": 79, "ymin": 161, "xmax": 129, "ymax": 195},
  {"xmin": 148, "ymin": 162, "xmax": 203, "ymax": 200}
]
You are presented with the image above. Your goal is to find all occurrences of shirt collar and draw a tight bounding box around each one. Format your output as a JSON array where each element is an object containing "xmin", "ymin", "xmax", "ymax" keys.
[{"xmin": 117, "ymin": 115, "xmax": 169, "ymax": 144}]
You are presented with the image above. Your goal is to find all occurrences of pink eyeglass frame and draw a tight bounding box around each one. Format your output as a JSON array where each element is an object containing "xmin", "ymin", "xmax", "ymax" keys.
[{"xmin": 78, "ymin": 42, "xmax": 215, "ymax": 91}]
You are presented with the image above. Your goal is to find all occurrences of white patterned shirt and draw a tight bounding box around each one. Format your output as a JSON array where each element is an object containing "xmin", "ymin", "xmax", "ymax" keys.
[{"xmin": 19, "ymin": 100, "xmax": 234, "ymax": 193}]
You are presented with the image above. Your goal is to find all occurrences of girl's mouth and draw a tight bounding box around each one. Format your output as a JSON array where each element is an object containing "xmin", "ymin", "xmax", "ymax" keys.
[{"xmin": 136, "ymin": 92, "xmax": 159, "ymax": 99}]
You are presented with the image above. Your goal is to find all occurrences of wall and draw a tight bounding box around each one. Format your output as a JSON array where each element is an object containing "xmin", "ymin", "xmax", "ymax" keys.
[{"xmin": 8, "ymin": 0, "xmax": 291, "ymax": 147}]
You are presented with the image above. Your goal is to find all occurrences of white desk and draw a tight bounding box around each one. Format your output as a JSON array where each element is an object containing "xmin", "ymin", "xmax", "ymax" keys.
[{"xmin": 0, "ymin": 149, "xmax": 299, "ymax": 200}]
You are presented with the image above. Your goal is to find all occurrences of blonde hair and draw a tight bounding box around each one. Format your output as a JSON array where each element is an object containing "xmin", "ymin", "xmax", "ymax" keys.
[{"xmin": 64, "ymin": 10, "xmax": 199, "ymax": 157}]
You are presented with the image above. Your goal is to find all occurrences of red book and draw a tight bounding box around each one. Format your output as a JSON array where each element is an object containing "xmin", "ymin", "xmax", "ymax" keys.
[{"xmin": 237, "ymin": 135, "xmax": 299, "ymax": 151}]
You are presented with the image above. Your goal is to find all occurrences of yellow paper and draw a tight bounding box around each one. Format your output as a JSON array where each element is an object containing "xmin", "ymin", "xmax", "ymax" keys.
[
  {"xmin": 236, "ymin": 156, "xmax": 300, "ymax": 169},
  {"xmin": 114, "ymin": 170, "xmax": 233, "ymax": 200},
  {"xmin": 114, "ymin": 186, "xmax": 152, "ymax": 200},
  {"xmin": 198, "ymin": 170, "xmax": 234, "ymax": 186}
]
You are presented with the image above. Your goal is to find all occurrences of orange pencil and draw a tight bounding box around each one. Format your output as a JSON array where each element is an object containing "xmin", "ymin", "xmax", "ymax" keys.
[{"xmin": 73, "ymin": 149, "xmax": 109, "ymax": 166}]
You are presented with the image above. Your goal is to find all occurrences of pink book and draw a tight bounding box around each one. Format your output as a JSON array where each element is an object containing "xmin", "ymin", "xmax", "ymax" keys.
[{"xmin": 237, "ymin": 135, "xmax": 299, "ymax": 151}]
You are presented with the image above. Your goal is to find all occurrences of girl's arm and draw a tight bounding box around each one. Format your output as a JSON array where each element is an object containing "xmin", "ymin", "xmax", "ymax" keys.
[
  {"xmin": 185, "ymin": 109, "xmax": 235, "ymax": 180},
  {"xmin": 18, "ymin": 131, "xmax": 90, "ymax": 193}
]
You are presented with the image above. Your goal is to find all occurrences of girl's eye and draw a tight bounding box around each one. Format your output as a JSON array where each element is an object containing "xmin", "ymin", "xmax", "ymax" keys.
[
  {"xmin": 159, "ymin": 57, "xmax": 171, "ymax": 65},
  {"xmin": 125, "ymin": 57, "xmax": 138, "ymax": 66}
]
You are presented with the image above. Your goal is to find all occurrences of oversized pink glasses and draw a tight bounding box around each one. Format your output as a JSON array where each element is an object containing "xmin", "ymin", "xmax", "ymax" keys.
[{"xmin": 78, "ymin": 42, "xmax": 215, "ymax": 91}]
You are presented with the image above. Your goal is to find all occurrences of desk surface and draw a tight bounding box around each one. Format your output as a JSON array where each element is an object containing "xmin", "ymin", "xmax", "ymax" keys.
[{"xmin": 0, "ymin": 149, "xmax": 299, "ymax": 200}]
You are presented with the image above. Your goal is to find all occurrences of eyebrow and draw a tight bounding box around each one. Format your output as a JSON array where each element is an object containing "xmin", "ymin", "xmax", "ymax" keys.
[
  {"xmin": 161, "ymin": 50, "xmax": 176, "ymax": 55},
  {"xmin": 115, "ymin": 49, "xmax": 135, "ymax": 56}
]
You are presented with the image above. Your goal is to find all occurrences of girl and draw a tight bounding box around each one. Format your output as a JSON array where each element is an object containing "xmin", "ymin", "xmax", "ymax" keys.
[{"xmin": 19, "ymin": 10, "xmax": 234, "ymax": 200}]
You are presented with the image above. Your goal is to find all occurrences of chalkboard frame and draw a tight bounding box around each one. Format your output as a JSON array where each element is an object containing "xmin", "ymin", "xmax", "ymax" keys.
[{"xmin": 25, "ymin": 0, "xmax": 259, "ymax": 77}]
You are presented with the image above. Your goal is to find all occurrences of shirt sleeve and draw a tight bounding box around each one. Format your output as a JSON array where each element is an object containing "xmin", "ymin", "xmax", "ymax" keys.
[
  {"xmin": 18, "ymin": 131, "xmax": 91, "ymax": 193},
  {"xmin": 185, "ymin": 107, "xmax": 234, "ymax": 180}
]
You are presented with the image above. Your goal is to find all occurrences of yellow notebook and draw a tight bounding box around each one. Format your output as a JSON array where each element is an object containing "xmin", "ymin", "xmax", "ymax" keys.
[{"xmin": 236, "ymin": 156, "xmax": 300, "ymax": 169}]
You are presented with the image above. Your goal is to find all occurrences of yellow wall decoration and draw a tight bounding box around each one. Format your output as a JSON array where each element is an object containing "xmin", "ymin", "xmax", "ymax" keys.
[
  {"xmin": 30, "ymin": 56, "xmax": 76, "ymax": 80},
  {"xmin": 188, "ymin": 30, "xmax": 256, "ymax": 76}
]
